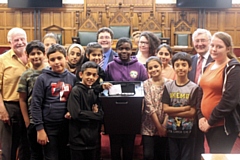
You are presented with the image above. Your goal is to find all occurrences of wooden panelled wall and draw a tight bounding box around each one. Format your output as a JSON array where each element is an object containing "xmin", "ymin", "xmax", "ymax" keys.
[{"xmin": 0, "ymin": 1, "xmax": 240, "ymax": 48}]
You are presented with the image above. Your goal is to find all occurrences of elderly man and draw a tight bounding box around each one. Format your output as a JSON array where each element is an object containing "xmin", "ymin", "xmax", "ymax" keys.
[
  {"xmin": 188, "ymin": 28, "xmax": 212, "ymax": 160},
  {"xmin": 0, "ymin": 27, "xmax": 30, "ymax": 160}
]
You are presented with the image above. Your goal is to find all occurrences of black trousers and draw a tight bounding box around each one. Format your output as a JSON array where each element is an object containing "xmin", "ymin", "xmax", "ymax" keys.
[
  {"xmin": 70, "ymin": 148, "xmax": 97, "ymax": 160},
  {"xmin": 142, "ymin": 135, "xmax": 169, "ymax": 160},
  {"xmin": 27, "ymin": 123, "xmax": 43, "ymax": 160},
  {"xmin": 0, "ymin": 101, "xmax": 30, "ymax": 160},
  {"xmin": 109, "ymin": 134, "xmax": 136, "ymax": 160},
  {"xmin": 206, "ymin": 126, "xmax": 238, "ymax": 153},
  {"xmin": 192, "ymin": 118, "xmax": 204, "ymax": 160}
]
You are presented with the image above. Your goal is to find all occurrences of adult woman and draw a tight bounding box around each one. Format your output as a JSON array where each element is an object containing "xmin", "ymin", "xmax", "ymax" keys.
[
  {"xmin": 198, "ymin": 32, "xmax": 240, "ymax": 153},
  {"xmin": 136, "ymin": 31, "xmax": 160, "ymax": 65}
]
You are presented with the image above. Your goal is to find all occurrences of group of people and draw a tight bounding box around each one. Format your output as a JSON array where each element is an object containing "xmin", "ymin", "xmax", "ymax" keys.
[{"xmin": 0, "ymin": 26, "xmax": 239, "ymax": 160}]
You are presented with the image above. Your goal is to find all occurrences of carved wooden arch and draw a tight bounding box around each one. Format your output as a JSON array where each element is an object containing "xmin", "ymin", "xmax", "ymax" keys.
[
  {"xmin": 78, "ymin": 16, "xmax": 99, "ymax": 32},
  {"xmin": 140, "ymin": 11, "xmax": 165, "ymax": 37},
  {"xmin": 109, "ymin": 11, "xmax": 131, "ymax": 26},
  {"xmin": 108, "ymin": 3, "xmax": 133, "ymax": 38},
  {"xmin": 170, "ymin": 12, "xmax": 196, "ymax": 47},
  {"xmin": 43, "ymin": 24, "xmax": 65, "ymax": 44}
]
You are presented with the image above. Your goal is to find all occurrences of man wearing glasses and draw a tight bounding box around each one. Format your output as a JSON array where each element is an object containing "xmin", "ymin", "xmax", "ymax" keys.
[{"xmin": 188, "ymin": 28, "xmax": 212, "ymax": 160}]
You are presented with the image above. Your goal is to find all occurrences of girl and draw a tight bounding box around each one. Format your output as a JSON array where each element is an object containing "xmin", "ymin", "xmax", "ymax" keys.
[
  {"xmin": 199, "ymin": 32, "xmax": 240, "ymax": 153},
  {"xmin": 105, "ymin": 37, "xmax": 148, "ymax": 160},
  {"xmin": 66, "ymin": 43, "xmax": 85, "ymax": 74},
  {"xmin": 42, "ymin": 33, "xmax": 58, "ymax": 66},
  {"xmin": 76, "ymin": 42, "xmax": 105, "ymax": 82},
  {"xmin": 42, "ymin": 32, "xmax": 58, "ymax": 53},
  {"xmin": 142, "ymin": 56, "xmax": 170, "ymax": 160},
  {"xmin": 156, "ymin": 44, "xmax": 176, "ymax": 80},
  {"xmin": 136, "ymin": 31, "xmax": 160, "ymax": 65}
]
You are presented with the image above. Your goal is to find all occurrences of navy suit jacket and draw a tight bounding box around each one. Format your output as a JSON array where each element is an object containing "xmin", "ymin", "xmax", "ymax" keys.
[
  {"xmin": 188, "ymin": 54, "xmax": 213, "ymax": 82},
  {"xmin": 107, "ymin": 49, "xmax": 118, "ymax": 63}
]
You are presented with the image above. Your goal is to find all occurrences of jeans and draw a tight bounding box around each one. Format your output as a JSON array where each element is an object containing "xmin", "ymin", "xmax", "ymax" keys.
[{"xmin": 42, "ymin": 120, "xmax": 70, "ymax": 160}]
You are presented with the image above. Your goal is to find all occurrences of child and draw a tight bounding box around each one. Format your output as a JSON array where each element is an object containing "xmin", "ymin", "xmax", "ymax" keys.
[
  {"xmin": 17, "ymin": 40, "xmax": 46, "ymax": 160},
  {"xmin": 161, "ymin": 52, "xmax": 198, "ymax": 160},
  {"xmin": 105, "ymin": 37, "xmax": 148, "ymax": 160},
  {"xmin": 66, "ymin": 43, "xmax": 85, "ymax": 74},
  {"xmin": 141, "ymin": 56, "xmax": 171, "ymax": 160},
  {"xmin": 31, "ymin": 44, "xmax": 76, "ymax": 160},
  {"xmin": 42, "ymin": 32, "xmax": 58, "ymax": 53},
  {"xmin": 105, "ymin": 37, "xmax": 148, "ymax": 81},
  {"xmin": 156, "ymin": 44, "xmax": 176, "ymax": 80},
  {"xmin": 67, "ymin": 61, "xmax": 107, "ymax": 160},
  {"xmin": 76, "ymin": 42, "xmax": 105, "ymax": 93},
  {"xmin": 42, "ymin": 33, "xmax": 58, "ymax": 66},
  {"xmin": 75, "ymin": 42, "xmax": 110, "ymax": 160}
]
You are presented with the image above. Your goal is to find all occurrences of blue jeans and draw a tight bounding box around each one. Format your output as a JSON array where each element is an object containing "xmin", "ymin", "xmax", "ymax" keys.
[
  {"xmin": 42, "ymin": 120, "xmax": 70, "ymax": 160},
  {"xmin": 142, "ymin": 135, "xmax": 169, "ymax": 160}
]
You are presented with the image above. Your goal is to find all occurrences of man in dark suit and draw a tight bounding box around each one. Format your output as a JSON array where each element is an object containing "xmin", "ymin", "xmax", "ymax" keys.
[
  {"xmin": 97, "ymin": 27, "xmax": 118, "ymax": 70},
  {"xmin": 188, "ymin": 28, "xmax": 212, "ymax": 160}
]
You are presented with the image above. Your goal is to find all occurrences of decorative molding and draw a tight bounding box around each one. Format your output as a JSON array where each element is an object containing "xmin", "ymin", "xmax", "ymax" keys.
[
  {"xmin": 78, "ymin": 16, "xmax": 98, "ymax": 31},
  {"xmin": 87, "ymin": 4, "xmax": 152, "ymax": 7}
]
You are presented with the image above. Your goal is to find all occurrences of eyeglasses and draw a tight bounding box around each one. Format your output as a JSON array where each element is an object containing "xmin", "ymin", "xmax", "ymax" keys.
[
  {"xmin": 139, "ymin": 41, "xmax": 149, "ymax": 45},
  {"xmin": 99, "ymin": 36, "xmax": 111, "ymax": 40},
  {"xmin": 194, "ymin": 39, "xmax": 209, "ymax": 43}
]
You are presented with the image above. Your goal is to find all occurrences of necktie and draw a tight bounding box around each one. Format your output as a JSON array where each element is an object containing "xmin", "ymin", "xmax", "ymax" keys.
[
  {"xmin": 99, "ymin": 55, "xmax": 105, "ymax": 69},
  {"xmin": 195, "ymin": 56, "xmax": 203, "ymax": 84}
]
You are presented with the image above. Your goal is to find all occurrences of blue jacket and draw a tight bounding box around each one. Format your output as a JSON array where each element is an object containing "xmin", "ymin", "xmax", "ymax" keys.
[{"xmin": 31, "ymin": 68, "xmax": 76, "ymax": 131}]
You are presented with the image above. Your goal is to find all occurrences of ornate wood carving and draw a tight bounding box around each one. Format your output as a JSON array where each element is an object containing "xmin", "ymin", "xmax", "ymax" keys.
[
  {"xmin": 78, "ymin": 16, "xmax": 98, "ymax": 31},
  {"xmin": 140, "ymin": 11, "xmax": 165, "ymax": 37},
  {"xmin": 170, "ymin": 11, "xmax": 196, "ymax": 47}
]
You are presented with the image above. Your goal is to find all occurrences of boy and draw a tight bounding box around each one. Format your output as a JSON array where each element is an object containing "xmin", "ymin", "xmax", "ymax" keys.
[
  {"xmin": 17, "ymin": 40, "xmax": 46, "ymax": 160},
  {"xmin": 67, "ymin": 61, "xmax": 106, "ymax": 160},
  {"xmin": 31, "ymin": 44, "xmax": 76, "ymax": 160},
  {"xmin": 105, "ymin": 37, "xmax": 148, "ymax": 160},
  {"xmin": 162, "ymin": 52, "xmax": 198, "ymax": 160},
  {"xmin": 97, "ymin": 27, "xmax": 118, "ymax": 70},
  {"xmin": 76, "ymin": 42, "xmax": 106, "ymax": 93}
]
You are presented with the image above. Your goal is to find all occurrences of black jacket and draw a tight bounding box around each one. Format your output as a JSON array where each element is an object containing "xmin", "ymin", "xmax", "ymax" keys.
[
  {"xmin": 67, "ymin": 82, "xmax": 103, "ymax": 150},
  {"xmin": 197, "ymin": 58, "xmax": 240, "ymax": 135},
  {"xmin": 76, "ymin": 66, "xmax": 105, "ymax": 94}
]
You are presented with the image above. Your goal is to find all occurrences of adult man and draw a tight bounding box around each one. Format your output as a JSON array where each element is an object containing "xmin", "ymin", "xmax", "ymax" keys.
[
  {"xmin": 97, "ymin": 27, "xmax": 118, "ymax": 70},
  {"xmin": 0, "ymin": 27, "xmax": 30, "ymax": 160},
  {"xmin": 188, "ymin": 28, "xmax": 212, "ymax": 160}
]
